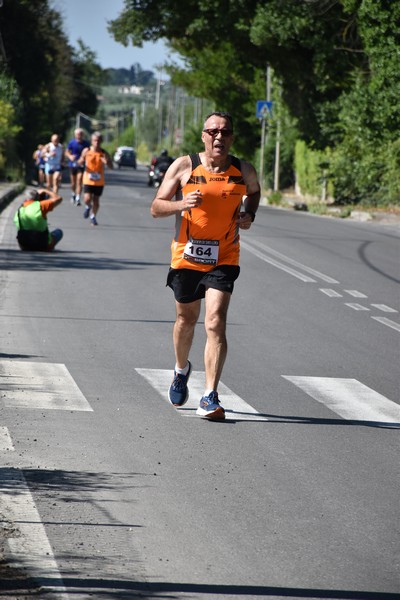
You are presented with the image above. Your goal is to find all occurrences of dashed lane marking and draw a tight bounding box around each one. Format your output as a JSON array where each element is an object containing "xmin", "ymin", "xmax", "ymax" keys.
[
  {"xmin": 283, "ymin": 376, "xmax": 400, "ymax": 425},
  {"xmin": 320, "ymin": 288, "xmax": 343, "ymax": 297},
  {"xmin": 344, "ymin": 290, "xmax": 368, "ymax": 298},
  {"xmin": 135, "ymin": 368, "xmax": 268, "ymax": 421},
  {"xmin": 371, "ymin": 316, "xmax": 400, "ymax": 332},
  {"xmin": 0, "ymin": 360, "xmax": 92, "ymax": 411},
  {"xmin": 371, "ymin": 304, "xmax": 398, "ymax": 313},
  {"xmin": 345, "ymin": 303, "xmax": 370, "ymax": 311}
]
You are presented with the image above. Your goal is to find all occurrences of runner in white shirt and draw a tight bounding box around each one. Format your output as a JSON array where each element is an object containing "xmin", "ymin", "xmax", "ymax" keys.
[{"xmin": 44, "ymin": 133, "xmax": 64, "ymax": 193}]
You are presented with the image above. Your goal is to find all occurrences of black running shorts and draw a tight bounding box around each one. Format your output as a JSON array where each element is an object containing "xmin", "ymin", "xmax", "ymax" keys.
[
  {"xmin": 83, "ymin": 184, "xmax": 104, "ymax": 197},
  {"xmin": 69, "ymin": 166, "xmax": 85, "ymax": 175},
  {"xmin": 167, "ymin": 265, "xmax": 240, "ymax": 303}
]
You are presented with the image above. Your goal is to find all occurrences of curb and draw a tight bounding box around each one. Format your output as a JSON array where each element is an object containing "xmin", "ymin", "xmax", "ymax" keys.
[
  {"xmin": 260, "ymin": 195, "xmax": 400, "ymax": 225},
  {"xmin": 0, "ymin": 183, "xmax": 25, "ymax": 214}
]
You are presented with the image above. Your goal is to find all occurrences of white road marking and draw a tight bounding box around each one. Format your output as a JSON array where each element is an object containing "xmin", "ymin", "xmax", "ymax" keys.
[
  {"xmin": 136, "ymin": 368, "xmax": 268, "ymax": 421},
  {"xmin": 0, "ymin": 201, "xmax": 14, "ymax": 243},
  {"xmin": 0, "ymin": 426, "xmax": 14, "ymax": 451},
  {"xmin": 283, "ymin": 376, "xmax": 400, "ymax": 424},
  {"xmin": 344, "ymin": 290, "xmax": 368, "ymax": 298},
  {"xmin": 319, "ymin": 288, "xmax": 343, "ymax": 297},
  {"xmin": 0, "ymin": 468, "xmax": 67, "ymax": 597},
  {"xmin": 0, "ymin": 360, "xmax": 92, "ymax": 411},
  {"xmin": 241, "ymin": 242, "xmax": 399, "ymax": 336},
  {"xmin": 371, "ymin": 304, "xmax": 398, "ymax": 313},
  {"xmin": 345, "ymin": 303, "xmax": 370, "ymax": 311},
  {"xmin": 242, "ymin": 239, "xmax": 339, "ymax": 283},
  {"xmin": 371, "ymin": 316, "xmax": 400, "ymax": 332},
  {"xmin": 240, "ymin": 240, "xmax": 316, "ymax": 282}
]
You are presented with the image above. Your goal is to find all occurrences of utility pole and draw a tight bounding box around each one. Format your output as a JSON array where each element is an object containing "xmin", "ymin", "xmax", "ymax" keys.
[
  {"xmin": 155, "ymin": 67, "xmax": 162, "ymax": 110},
  {"xmin": 274, "ymin": 117, "xmax": 280, "ymax": 191},
  {"xmin": 273, "ymin": 86, "xmax": 282, "ymax": 192},
  {"xmin": 259, "ymin": 64, "xmax": 271, "ymax": 191}
]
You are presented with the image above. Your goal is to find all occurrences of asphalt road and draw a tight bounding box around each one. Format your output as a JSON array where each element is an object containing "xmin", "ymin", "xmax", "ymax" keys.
[{"xmin": 0, "ymin": 166, "xmax": 399, "ymax": 600}]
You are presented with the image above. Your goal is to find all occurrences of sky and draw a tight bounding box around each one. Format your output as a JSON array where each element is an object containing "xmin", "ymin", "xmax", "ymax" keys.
[{"xmin": 52, "ymin": 0, "xmax": 182, "ymax": 72}]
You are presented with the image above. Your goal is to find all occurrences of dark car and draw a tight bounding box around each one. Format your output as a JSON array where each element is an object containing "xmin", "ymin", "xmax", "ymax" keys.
[{"xmin": 113, "ymin": 146, "xmax": 137, "ymax": 169}]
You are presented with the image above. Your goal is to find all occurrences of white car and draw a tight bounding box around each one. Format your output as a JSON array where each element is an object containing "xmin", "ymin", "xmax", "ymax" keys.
[{"xmin": 113, "ymin": 146, "xmax": 137, "ymax": 169}]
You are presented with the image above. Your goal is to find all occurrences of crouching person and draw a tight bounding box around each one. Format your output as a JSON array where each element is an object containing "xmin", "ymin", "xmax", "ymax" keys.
[{"xmin": 14, "ymin": 188, "xmax": 63, "ymax": 251}]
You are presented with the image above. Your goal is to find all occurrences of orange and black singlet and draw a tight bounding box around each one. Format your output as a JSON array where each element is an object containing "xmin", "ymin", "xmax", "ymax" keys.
[
  {"xmin": 82, "ymin": 148, "xmax": 105, "ymax": 186},
  {"xmin": 170, "ymin": 154, "xmax": 247, "ymax": 272}
]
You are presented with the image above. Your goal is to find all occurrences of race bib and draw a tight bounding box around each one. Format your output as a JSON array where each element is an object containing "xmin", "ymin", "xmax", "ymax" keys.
[
  {"xmin": 89, "ymin": 172, "xmax": 101, "ymax": 181},
  {"xmin": 183, "ymin": 239, "xmax": 219, "ymax": 266}
]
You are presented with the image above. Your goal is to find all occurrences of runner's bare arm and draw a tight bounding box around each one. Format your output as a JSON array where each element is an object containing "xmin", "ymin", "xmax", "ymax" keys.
[
  {"xmin": 236, "ymin": 160, "xmax": 261, "ymax": 229},
  {"xmin": 242, "ymin": 160, "xmax": 261, "ymax": 212},
  {"xmin": 101, "ymin": 150, "xmax": 113, "ymax": 169},
  {"xmin": 77, "ymin": 148, "xmax": 88, "ymax": 166},
  {"xmin": 150, "ymin": 156, "xmax": 203, "ymax": 218}
]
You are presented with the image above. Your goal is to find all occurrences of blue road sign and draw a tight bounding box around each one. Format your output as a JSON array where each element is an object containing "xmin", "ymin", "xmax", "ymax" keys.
[{"xmin": 256, "ymin": 100, "xmax": 273, "ymax": 119}]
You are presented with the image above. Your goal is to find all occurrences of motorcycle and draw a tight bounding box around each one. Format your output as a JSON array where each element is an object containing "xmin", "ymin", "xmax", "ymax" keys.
[
  {"xmin": 147, "ymin": 165, "xmax": 167, "ymax": 188},
  {"xmin": 147, "ymin": 164, "xmax": 156, "ymax": 187}
]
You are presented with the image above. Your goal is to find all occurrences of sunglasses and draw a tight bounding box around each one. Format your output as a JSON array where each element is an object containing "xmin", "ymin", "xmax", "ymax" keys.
[{"xmin": 203, "ymin": 128, "xmax": 233, "ymax": 137}]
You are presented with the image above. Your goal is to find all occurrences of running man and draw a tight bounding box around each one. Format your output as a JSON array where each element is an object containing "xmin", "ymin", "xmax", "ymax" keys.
[
  {"xmin": 65, "ymin": 128, "xmax": 90, "ymax": 205},
  {"xmin": 79, "ymin": 132, "xmax": 113, "ymax": 226},
  {"xmin": 150, "ymin": 111, "xmax": 260, "ymax": 420},
  {"xmin": 43, "ymin": 134, "xmax": 64, "ymax": 194}
]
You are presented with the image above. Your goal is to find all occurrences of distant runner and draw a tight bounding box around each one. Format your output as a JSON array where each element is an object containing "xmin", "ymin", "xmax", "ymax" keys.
[
  {"xmin": 65, "ymin": 128, "xmax": 90, "ymax": 206},
  {"xmin": 79, "ymin": 131, "xmax": 113, "ymax": 226}
]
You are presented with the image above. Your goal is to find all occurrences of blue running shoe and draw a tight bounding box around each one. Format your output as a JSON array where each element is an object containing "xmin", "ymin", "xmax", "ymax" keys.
[
  {"xmin": 90, "ymin": 215, "xmax": 98, "ymax": 226},
  {"xmin": 83, "ymin": 205, "xmax": 90, "ymax": 219},
  {"xmin": 196, "ymin": 391, "xmax": 225, "ymax": 420},
  {"xmin": 168, "ymin": 361, "xmax": 192, "ymax": 407}
]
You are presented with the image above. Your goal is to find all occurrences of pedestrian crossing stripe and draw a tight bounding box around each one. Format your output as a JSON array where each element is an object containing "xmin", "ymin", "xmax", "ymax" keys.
[
  {"xmin": 136, "ymin": 369, "xmax": 399, "ymax": 426},
  {"xmin": 0, "ymin": 360, "xmax": 92, "ymax": 411},
  {"xmin": 283, "ymin": 376, "xmax": 400, "ymax": 425},
  {"xmin": 135, "ymin": 368, "xmax": 269, "ymax": 421},
  {"xmin": 1, "ymin": 360, "xmax": 397, "ymax": 426}
]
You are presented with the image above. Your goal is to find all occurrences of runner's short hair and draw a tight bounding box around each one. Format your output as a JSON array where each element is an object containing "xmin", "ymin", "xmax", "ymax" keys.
[
  {"xmin": 204, "ymin": 111, "xmax": 233, "ymax": 131},
  {"xmin": 27, "ymin": 189, "xmax": 39, "ymax": 201}
]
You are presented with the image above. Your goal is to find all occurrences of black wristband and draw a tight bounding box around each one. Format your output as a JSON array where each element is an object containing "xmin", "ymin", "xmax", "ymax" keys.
[{"xmin": 246, "ymin": 211, "xmax": 256, "ymax": 222}]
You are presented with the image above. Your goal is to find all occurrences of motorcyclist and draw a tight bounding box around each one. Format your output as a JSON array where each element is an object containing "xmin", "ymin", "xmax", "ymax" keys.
[
  {"xmin": 154, "ymin": 149, "xmax": 174, "ymax": 173},
  {"xmin": 149, "ymin": 149, "xmax": 174, "ymax": 187}
]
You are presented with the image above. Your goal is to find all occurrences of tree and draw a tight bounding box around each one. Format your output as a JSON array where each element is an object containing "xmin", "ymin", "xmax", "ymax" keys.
[
  {"xmin": 0, "ymin": 0, "xmax": 101, "ymax": 175},
  {"xmin": 108, "ymin": 0, "xmax": 266, "ymax": 158},
  {"xmin": 328, "ymin": 0, "xmax": 400, "ymax": 204},
  {"xmin": 108, "ymin": 0, "xmax": 364, "ymax": 149},
  {"xmin": 109, "ymin": 0, "xmax": 400, "ymax": 204},
  {"xmin": 70, "ymin": 39, "xmax": 105, "ymax": 117}
]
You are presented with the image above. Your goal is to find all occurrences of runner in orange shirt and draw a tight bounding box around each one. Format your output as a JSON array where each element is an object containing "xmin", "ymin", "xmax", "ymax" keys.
[
  {"xmin": 79, "ymin": 132, "xmax": 113, "ymax": 226},
  {"xmin": 151, "ymin": 111, "xmax": 260, "ymax": 420}
]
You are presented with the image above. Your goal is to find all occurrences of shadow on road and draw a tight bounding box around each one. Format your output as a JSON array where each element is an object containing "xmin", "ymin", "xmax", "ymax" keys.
[
  {"xmin": 0, "ymin": 248, "xmax": 168, "ymax": 272},
  {"xmin": 0, "ymin": 467, "xmax": 398, "ymax": 598}
]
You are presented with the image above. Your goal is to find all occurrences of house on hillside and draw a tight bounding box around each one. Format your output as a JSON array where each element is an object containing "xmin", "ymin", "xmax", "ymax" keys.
[{"xmin": 118, "ymin": 85, "xmax": 143, "ymax": 95}]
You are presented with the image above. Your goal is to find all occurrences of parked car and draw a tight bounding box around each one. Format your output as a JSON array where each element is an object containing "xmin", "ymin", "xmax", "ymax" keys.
[{"xmin": 113, "ymin": 146, "xmax": 137, "ymax": 169}]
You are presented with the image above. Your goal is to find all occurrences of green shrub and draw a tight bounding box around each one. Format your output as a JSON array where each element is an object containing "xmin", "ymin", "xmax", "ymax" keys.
[
  {"xmin": 267, "ymin": 191, "xmax": 282, "ymax": 205},
  {"xmin": 294, "ymin": 141, "xmax": 332, "ymax": 199}
]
